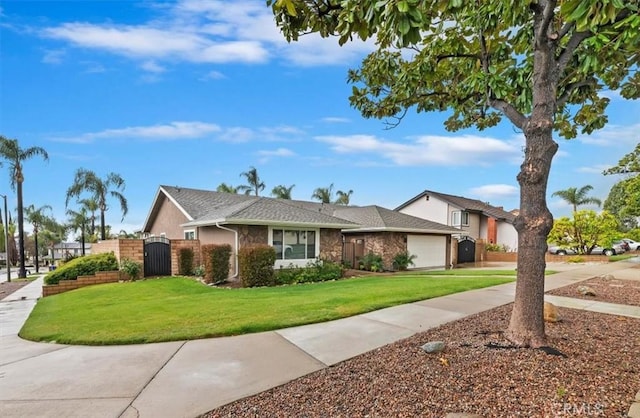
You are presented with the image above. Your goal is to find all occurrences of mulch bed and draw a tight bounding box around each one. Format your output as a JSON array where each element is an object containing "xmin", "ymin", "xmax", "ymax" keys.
[
  {"xmin": 0, "ymin": 280, "xmax": 31, "ymax": 299},
  {"xmin": 202, "ymin": 274, "xmax": 640, "ymax": 418},
  {"xmin": 546, "ymin": 273, "xmax": 640, "ymax": 306}
]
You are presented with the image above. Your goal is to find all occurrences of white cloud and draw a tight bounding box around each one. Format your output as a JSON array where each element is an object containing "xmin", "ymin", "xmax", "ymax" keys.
[
  {"xmin": 316, "ymin": 134, "xmax": 520, "ymax": 166},
  {"xmin": 217, "ymin": 127, "xmax": 255, "ymax": 143},
  {"xmin": 469, "ymin": 184, "xmax": 519, "ymax": 199},
  {"xmin": 201, "ymin": 70, "xmax": 225, "ymax": 80},
  {"xmin": 140, "ymin": 60, "xmax": 166, "ymax": 73},
  {"xmin": 577, "ymin": 123, "xmax": 640, "ymax": 147},
  {"xmin": 256, "ymin": 147, "xmax": 296, "ymax": 163},
  {"xmin": 322, "ymin": 117, "xmax": 351, "ymax": 124},
  {"xmin": 51, "ymin": 121, "xmax": 221, "ymax": 143},
  {"xmin": 42, "ymin": 49, "xmax": 65, "ymax": 64},
  {"xmin": 576, "ymin": 164, "xmax": 610, "ymax": 174},
  {"xmin": 38, "ymin": 0, "xmax": 373, "ymax": 70}
]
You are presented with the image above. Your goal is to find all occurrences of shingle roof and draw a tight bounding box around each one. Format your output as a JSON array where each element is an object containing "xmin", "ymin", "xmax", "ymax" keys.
[
  {"xmin": 333, "ymin": 206, "xmax": 461, "ymax": 234},
  {"xmin": 396, "ymin": 189, "xmax": 517, "ymax": 223},
  {"xmin": 143, "ymin": 186, "xmax": 460, "ymax": 235}
]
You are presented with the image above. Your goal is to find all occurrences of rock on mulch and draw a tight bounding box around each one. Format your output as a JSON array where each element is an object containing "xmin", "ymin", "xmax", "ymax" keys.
[{"xmin": 202, "ymin": 303, "xmax": 639, "ymax": 418}]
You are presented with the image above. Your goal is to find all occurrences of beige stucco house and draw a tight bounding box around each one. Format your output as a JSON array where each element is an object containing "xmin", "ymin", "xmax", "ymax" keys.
[{"xmin": 141, "ymin": 186, "xmax": 461, "ymax": 274}]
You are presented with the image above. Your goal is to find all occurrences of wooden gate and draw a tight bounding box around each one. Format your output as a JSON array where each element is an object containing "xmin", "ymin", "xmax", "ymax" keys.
[
  {"xmin": 457, "ymin": 237, "xmax": 476, "ymax": 264},
  {"xmin": 144, "ymin": 236, "xmax": 171, "ymax": 277},
  {"xmin": 343, "ymin": 239, "xmax": 365, "ymax": 269}
]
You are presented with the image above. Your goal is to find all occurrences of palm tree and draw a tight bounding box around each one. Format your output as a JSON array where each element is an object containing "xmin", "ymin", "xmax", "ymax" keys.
[
  {"xmin": 39, "ymin": 218, "xmax": 67, "ymax": 266},
  {"xmin": 0, "ymin": 136, "xmax": 49, "ymax": 278},
  {"xmin": 271, "ymin": 184, "xmax": 295, "ymax": 199},
  {"xmin": 237, "ymin": 166, "xmax": 265, "ymax": 196},
  {"xmin": 551, "ymin": 185, "xmax": 602, "ymax": 212},
  {"xmin": 25, "ymin": 204, "xmax": 53, "ymax": 273},
  {"xmin": 79, "ymin": 197, "xmax": 99, "ymax": 236},
  {"xmin": 335, "ymin": 189, "xmax": 353, "ymax": 205},
  {"xmin": 311, "ymin": 184, "xmax": 334, "ymax": 203},
  {"xmin": 65, "ymin": 169, "xmax": 128, "ymax": 241},
  {"xmin": 66, "ymin": 207, "xmax": 90, "ymax": 256},
  {"xmin": 216, "ymin": 183, "xmax": 239, "ymax": 193}
]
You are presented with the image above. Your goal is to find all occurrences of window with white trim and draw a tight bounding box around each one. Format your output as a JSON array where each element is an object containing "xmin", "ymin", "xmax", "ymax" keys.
[
  {"xmin": 452, "ymin": 211, "xmax": 469, "ymax": 227},
  {"xmin": 271, "ymin": 228, "xmax": 317, "ymax": 260},
  {"xmin": 184, "ymin": 230, "xmax": 196, "ymax": 240}
]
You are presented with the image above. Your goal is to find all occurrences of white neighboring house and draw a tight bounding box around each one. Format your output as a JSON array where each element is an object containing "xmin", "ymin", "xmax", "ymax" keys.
[
  {"xmin": 396, "ymin": 190, "xmax": 518, "ymax": 262},
  {"xmin": 49, "ymin": 242, "xmax": 92, "ymax": 262}
]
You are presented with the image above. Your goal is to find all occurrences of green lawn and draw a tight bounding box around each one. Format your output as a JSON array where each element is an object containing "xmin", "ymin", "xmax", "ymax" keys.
[{"xmin": 21, "ymin": 273, "xmax": 515, "ymax": 346}]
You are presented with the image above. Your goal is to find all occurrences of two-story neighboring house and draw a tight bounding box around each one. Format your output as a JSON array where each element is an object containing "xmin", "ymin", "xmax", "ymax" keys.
[{"xmin": 395, "ymin": 190, "xmax": 518, "ymax": 263}]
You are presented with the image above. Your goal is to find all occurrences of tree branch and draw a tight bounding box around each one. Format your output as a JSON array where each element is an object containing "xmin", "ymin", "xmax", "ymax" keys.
[
  {"xmin": 536, "ymin": 0, "xmax": 557, "ymax": 46},
  {"xmin": 489, "ymin": 99, "xmax": 528, "ymax": 129},
  {"xmin": 436, "ymin": 53, "xmax": 480, "ymax": 63},
  {"xmin": 556, "ymin": 30, "xmax": 591, "ymax": 76},
  {"xmin": 557, "ymin": 79, "xmax": 596, "ymax": 108}
]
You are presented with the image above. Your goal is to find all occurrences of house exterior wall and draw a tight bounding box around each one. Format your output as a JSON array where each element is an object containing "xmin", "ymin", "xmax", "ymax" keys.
[
  {"xmin": 399, "ymin": 196, "xmax": 449, "ymax": 224},
  {"xmin": 319, "ymin": 229, "xmax": 343, "ymax": 263},
  {"xmin": 147, "ymin": 196, "xmax": 189, "ymax": 239},
  {"xmin": 497, "ymin": 222, "xmax": 518, "ymax": 251},
  {"xmin": 198, "ymin": 226, "xmax": 236, "ymax": 246},
  {"xmin": 363, "ymin": 231, "xmax": 406, "ymax": 270}
]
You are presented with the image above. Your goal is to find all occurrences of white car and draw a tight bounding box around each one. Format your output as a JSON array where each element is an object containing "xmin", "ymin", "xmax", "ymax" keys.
[
  {"xmin": 548, "ymin": 242, "xmax": 626, "ymax": 256},
  {"xmin": 621, "ymin": 238, "xmax": 639, "ymax": 251}
]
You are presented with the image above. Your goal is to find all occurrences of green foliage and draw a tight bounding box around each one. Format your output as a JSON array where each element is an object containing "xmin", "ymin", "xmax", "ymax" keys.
[
  {"xmin": 194, "ymin": 264, "xmax": 205, "ymax": 277},
  {"xmin": 202, "ymin": 244, "xmax": 232, "ymax": 284},
  {"xmin": 604, "ymin": 180, "xmax": 638, "ymax": 230},
  {"xmin": 238, "ymin": 245, "xmax": 275, "ymax": 287},
  {"xmin": 485, "ymin": 243, "xmax": 511, "ymax": 252},
  {"xmin": 548, "ymin": 210, "xmax": 621, "ymax": 254},
  {"xmin": 566, "ymin": 256, "xmax": 585, "ymax": 264},
  {"xmin": 44, "ymin": 252, "xmax": 119, "ymax": 284},
  {"xmin": 178, "ymin": 248, "xmax": 195, "ymax": 276},
  {"xmin": 551, "ymin": 185, "xmax": 601, "ymax": 212},
  {"xmin": 392, "ymin": 251, "xmax": 416, "ymax": 271},
  {"xmin": 274, "ymin": 259, "xmax": 344, "ymax": 285},
  {"xmin": 120, "ymin": 258, "xmax": 141, "ymax": 281},
  {"xmin": 359, "ymin": 251, "xmax": 384, "ymax": 272}
]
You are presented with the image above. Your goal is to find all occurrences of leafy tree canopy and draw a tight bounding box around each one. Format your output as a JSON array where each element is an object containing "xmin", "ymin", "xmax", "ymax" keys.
[{"xmin": 548, "ymin": 209, "xmax": 620, "ymax": 254}]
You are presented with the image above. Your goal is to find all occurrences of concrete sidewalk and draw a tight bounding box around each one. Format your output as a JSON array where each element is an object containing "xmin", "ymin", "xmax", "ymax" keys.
[{"xmin": 0, "ymin": 261, "xmax": 638, "ymax": 418}]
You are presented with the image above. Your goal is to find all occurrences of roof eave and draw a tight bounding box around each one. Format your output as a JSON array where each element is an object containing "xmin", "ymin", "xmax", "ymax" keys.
[{"xmin": 182, "ymin": 218, "xmax": 358, "ymax": 229}]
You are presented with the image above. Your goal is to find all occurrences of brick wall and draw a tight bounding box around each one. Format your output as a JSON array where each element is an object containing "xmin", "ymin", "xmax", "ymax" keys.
[
  {"xmin": 484, "ymin": 251, "xmax": 611, "ymax": 263},
  {"xmin": 42, "ymin": 270, "xmax": 123, "ymax": 297},
  {"xmin": 171, "ymin": 239, "xmax": 201, "ymax": 275},
  {"xmin": 92, "ymin": 239, "xmax": 144, "ymax": 266}
]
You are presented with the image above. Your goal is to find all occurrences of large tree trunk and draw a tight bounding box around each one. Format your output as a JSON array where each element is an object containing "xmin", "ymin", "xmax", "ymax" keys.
[
  {"xmin": 100, "ymin": 209, "xmax": 106, "ymax": 241},
  {"xmin": 506, "ymin": 9, "xmax": 559, "ymax": 347}
]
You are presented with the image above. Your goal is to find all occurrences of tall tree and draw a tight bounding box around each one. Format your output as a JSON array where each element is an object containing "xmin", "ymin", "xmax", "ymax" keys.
[
  {"xmin": 238, "ymin": 166, "xmax": 266, "ymax": 196},
  {"xmin": 79, "ymin": 198, "xmax": 99, "ymax": 236},
  {"xmin": 65, "ymin": 169, "xmax": 128, "ymax": 241},
  {"xmin": 604, "ymin": 180, "xmax": 638, "ymax": 231},
  {"xmin": 24, "ymin": 204, "xmax": 52, "ymax": 273},
  {"xmin": 271, "ymin": 184, "xmax": 295, "ymax": 199},
  {"xmin": 311, "ymin": 184, "xmax": 334, "ymax": 203},
  {"xmin": 335, "ymin": 189, "xmax": 353, "ymax": 205},
  {"xmin": 0, "ymin": 136, "xmax": 49, "ymax": 278},
  {"xmin": 66, "ymin": 207, "xmax": 89, "ymax": 256},
  {"xmin": 39, "ymin": 217, "xmax": 67, "ymax": 266},
  {"xmin": 216, "ymin": 183, "xmax": 239, "ymax": 194},
  {"xmin": 269, "ymin": 1, "xmax": 640, "ymax": 347},
  {"xmin": 604, "ymin": 144, "xmax": 640, "ymax": 222},
  {"xmin": 551, "ymin": 185, "xmax": 602, "ymax": 213}
]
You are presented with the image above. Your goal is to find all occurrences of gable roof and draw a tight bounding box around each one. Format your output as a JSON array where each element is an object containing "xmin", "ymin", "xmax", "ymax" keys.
[
  {"xmin": 395, "ymin": 189, "xmax": 517, "ymax": 223},
  {"xmin": 142, "ymin": 185, "xmax": 459, "ymax": 235},
  {"xmin": 333, "ymin": 206, "xmax": 461, "ymax": 234}
]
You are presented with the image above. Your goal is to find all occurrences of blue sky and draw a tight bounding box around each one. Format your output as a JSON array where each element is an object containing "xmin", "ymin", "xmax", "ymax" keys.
[{"xmin": 1, "ymin": 0, "xmax": 638, "ymax": 235}]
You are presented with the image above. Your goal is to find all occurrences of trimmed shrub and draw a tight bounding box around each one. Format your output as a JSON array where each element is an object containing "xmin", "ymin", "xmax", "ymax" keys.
[
  {"xmin": 392, "ymin": 251, "xmax": 416, "ymax": 271},
  {"xmin": 359, "ymin": 252, "xmax": 384, "ymax": 272},
  {"xmin": 44, "ymin": 252, "xmax": 119, "ymax": 285},
  {"xmin": 238, "ymin": 245, "xmax": 276, "ymax": 287},
  {"xmin": 178, "ymin": 247, "xmax": 195, "ymax": 276},
  {"xmin": 120, "ymin": 258, "xmax": 142, "ymax": 281},
  {"xmin": 275, "ymin": 259, "xmax": 344, "ymax": 285},
  {"xmin": 202, "ymin": 244, "xmax": 232, "ymax": 283}
]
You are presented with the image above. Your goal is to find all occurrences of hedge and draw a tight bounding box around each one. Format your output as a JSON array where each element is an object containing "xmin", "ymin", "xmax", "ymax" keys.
[
  {"xmin": 202, "ymin": 244, "xmax": 232, "ymax": 283},
  {"xmin": 238, "ymin": 245, "xmax": 276, "ymax": 287},
  {"xmin": 44, "ymin": 252, "xmax": 119, "ymax": 285}
]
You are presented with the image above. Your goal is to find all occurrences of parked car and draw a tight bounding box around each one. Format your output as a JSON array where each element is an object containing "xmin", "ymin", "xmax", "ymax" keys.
[
  {"xmin": 548, "ymin": 242, "xmax": 626, "ymax": 256},
  {"xmin": 621, "ymin": 238, "xmax": 639, "ymax": 251},
  {"xmin": 613, "ymin": 240, "xmax": 631, "ymax": 252}
]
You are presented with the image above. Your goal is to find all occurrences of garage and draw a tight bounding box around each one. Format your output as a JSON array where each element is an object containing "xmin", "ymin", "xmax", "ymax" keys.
[{"xmin": 407, "ymin": 235, "xmax": 447, "ymax": 269}]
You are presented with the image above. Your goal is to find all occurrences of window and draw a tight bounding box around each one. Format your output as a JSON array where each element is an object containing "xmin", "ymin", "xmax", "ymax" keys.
[
  {"xmin": 452, "ymin": 211, "xmax": 469, "ymax": 227},
  {"xmin": 184, "ymin": 230, "xmax": 195, "ymax": 240},
  {"xmin": 271, "ymin": 228, "xmax": 317, "ymax": 260}
]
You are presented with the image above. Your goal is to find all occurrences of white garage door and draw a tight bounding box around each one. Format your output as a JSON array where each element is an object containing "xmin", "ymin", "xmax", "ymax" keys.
[{"xmin": 407, "ymin": 235, "xmax": 446, "ymax": 269}]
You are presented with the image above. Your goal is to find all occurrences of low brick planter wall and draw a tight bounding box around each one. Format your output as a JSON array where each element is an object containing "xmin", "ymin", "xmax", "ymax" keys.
[{"xmin": 42, "ymin": 270, "xmax": 124, "ymax": 297}]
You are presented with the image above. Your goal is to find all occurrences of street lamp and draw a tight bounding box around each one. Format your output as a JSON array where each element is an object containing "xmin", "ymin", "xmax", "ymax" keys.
[{"xmin": 0, "ymin": 193, "xmax": 10, "ymax": 283}]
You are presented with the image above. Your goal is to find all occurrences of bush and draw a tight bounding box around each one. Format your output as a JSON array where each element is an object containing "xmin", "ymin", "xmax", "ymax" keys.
[
  {"xmin": 202, "ymin": 244, "xmax": 232, "ymax": 284},
  {"xmin": 392, "ymin": 251, "xmax": 416, "ymax": 271},
  {"xmin": 178, "ymin": 248, "xmax": 195, "ymax": 276},
  {"xmin": 359, "ymin": 252, "xmax": 384, "ymax": 272},
  {"xmin": 486, "ymin": 243, "xmax": 511, "ymax": 252},
  {"xmin": 194, "ymin": 264, "xmax": 205, "ymax": 277},
  {"xmin": 238, "ymin": 245, "xmax": 276, "ymax": 287},
  {"xmin": 120, "ymin": 258, "xmax": 142, "ymax": 281},
  {"xmin": 567, "ymin": 256, "xmax": 585, "ymax": 263},
  {"xmin": 274, "ymin": 259, "xmax": 344, "ymax": 286},
  {"xmin": 44, "ymin": 252, "xmax": 119, "ymax": 285}
]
